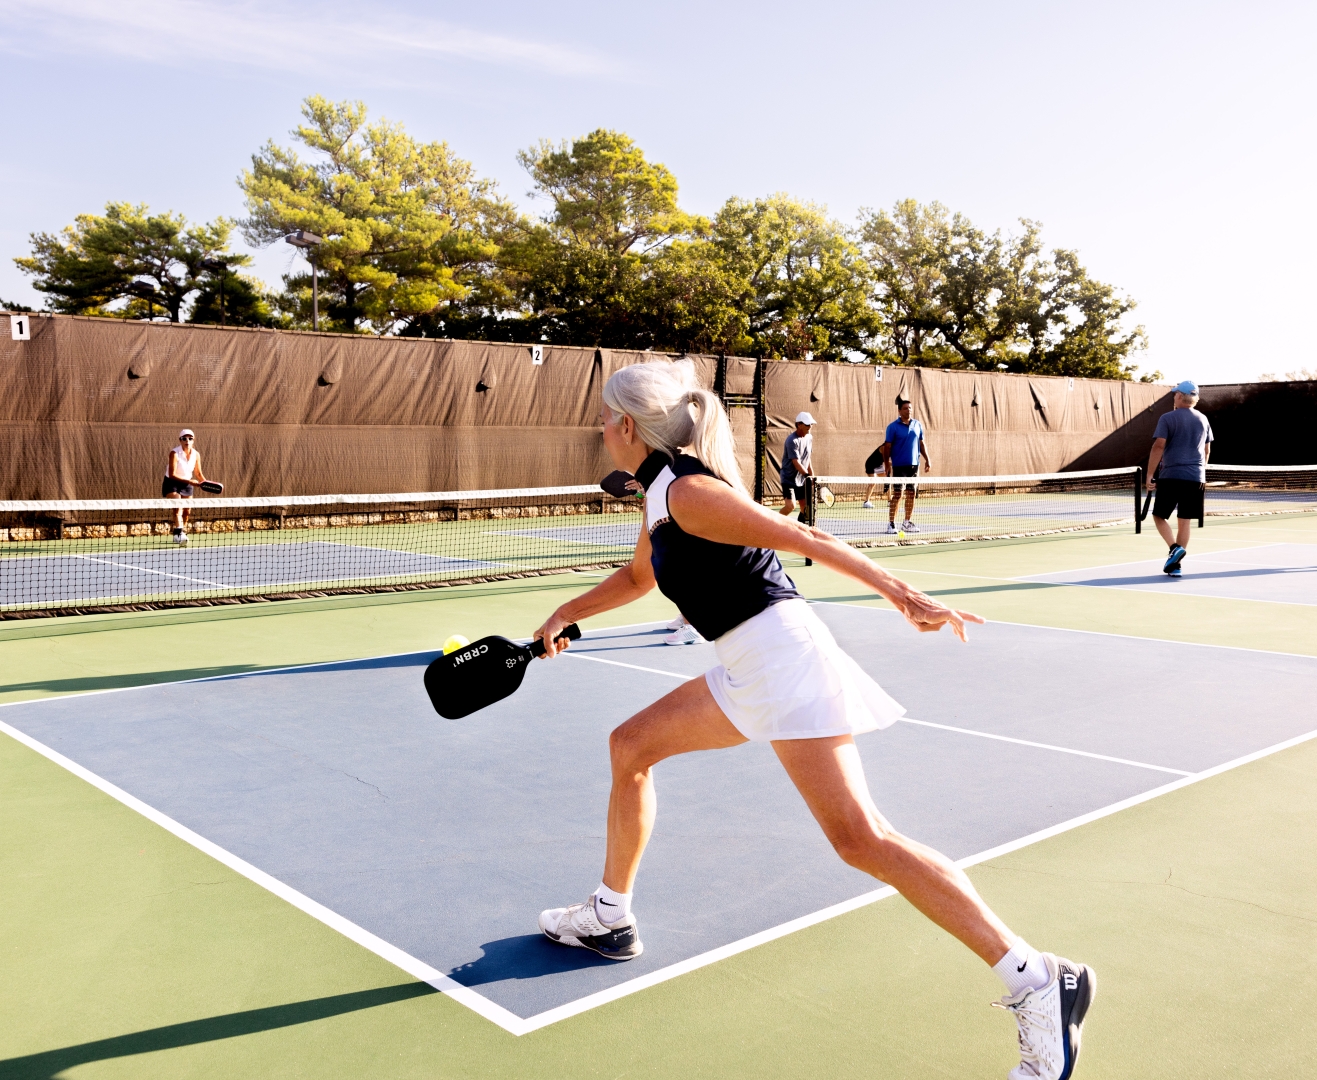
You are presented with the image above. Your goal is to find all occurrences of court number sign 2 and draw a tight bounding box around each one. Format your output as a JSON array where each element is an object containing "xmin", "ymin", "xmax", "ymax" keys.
[{"xmin": 10, "ymin": 314, "xmax": 30, "ymax": 341}]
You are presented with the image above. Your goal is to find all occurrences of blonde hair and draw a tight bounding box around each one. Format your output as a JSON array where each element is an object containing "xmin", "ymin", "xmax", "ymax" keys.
[{"xmin": 603, "ymin": 360, "xmax": 746, "ymax": 494}]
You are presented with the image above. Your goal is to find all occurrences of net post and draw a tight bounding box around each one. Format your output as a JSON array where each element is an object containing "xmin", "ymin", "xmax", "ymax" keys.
[
  {"xmin": 1134, "ymin": 467, "xmax": 1143, "ymax": 534},
  {"xmin": 1199, "ymin": 483, "xmax": 1206, "ymax": 529}
]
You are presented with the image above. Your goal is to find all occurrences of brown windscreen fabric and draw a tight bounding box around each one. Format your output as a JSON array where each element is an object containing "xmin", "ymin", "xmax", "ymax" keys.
[
  {"xmin": 1, "ymin": 313, "xmax": 1216, "ymax": 501},
  {"xmin": 763, "ymin": 361, "xmax": 1172, "ymax": 481},
  {"xmin": 0, "ymin": 317, "xmax": 623, "ymax": 498}
]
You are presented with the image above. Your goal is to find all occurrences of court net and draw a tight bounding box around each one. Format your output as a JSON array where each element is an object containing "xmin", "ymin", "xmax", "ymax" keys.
[
  {"xmin": 806, "ymin": 467, "xmax": 1144, "ymax": 548},
  {"xmin": 0, "ymin": 486, "xmax": 643, "ymax": 617},
  {"xmin": 1202, "ymin": 465, "xmax": 1317, "ymax": 518}
]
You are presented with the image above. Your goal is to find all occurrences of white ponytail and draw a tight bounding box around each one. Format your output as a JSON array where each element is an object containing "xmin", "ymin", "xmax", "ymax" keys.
[{"xmin": 602, "ymin": 360, "xmax": 747, "ymax": 495}]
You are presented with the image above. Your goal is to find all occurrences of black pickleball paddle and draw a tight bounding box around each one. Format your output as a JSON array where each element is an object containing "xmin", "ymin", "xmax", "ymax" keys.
[
  {"xmin": 601, "ymin": 470, "xmax": 642, "ymax": 499},
  {"xmin": 423, "ymin": 624, "xmax": 582, "ymax": 719},
  {"xmin": 198, "ymin": 480, "xmax": 224, "ymax": 494}
]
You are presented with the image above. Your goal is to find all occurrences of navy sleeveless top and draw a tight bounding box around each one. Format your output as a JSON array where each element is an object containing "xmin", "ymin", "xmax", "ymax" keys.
[{"xmin": 634, "ymin": 450, "xmax": 800, "ymax": 641}]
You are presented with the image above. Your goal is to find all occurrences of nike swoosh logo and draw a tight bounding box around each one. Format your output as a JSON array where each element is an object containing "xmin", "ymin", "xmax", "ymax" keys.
[
  {"xmin": 1017, "ymin": 961, "xmax": 1027, "ymax": 972},
  {"xmin": 597, "ymin": 898, "xmax": 618, "ymax": 907}
]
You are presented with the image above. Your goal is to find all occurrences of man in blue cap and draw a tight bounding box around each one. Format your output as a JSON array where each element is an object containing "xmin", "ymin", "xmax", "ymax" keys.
[{"xmin": 1146, "ymin": 380, "xmax": 1213, "ymax": 578}]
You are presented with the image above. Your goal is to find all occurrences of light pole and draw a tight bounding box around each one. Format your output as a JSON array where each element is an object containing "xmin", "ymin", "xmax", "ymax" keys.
[
  {"xmin": 285, "ymin": 230, "xmax": 323, "ymax": 330},
  {"xmin": 199, "ymin": 257, "xmax": 228, "ymax": 327}
]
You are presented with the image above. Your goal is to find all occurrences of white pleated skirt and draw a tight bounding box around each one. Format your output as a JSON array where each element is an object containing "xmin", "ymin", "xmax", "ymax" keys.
[{"xmin": 704, "ymin": 598, "xmax": 905, "ymax": 742}]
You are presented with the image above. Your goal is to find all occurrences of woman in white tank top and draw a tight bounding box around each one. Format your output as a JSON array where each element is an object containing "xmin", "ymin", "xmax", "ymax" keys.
[{"xmin": 162, "ymin": 428, "xmax": 210, "ymax": 544}]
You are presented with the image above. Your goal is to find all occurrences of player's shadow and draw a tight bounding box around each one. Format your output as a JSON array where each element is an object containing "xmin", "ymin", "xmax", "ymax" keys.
[
  {"xmin": 447, "ymin": 934, "xmax": 614, "ymax": 986},
  {"xmin": 0, "ymin": 982, "xmax": 436, "ymax": 1080}
]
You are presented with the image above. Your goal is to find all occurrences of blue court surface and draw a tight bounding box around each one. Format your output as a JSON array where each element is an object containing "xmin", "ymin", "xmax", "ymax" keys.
[
  {"xmin": 2, "ymin": 604, "xmax": 1314, "ymax": 1024},
  {"xmin": 1023, "ymin": 542, "xmax": 1317, "ymax": 605},
  {"xmin": 0, "ymin": 541, "xmax": 502, "ymax": 607}
]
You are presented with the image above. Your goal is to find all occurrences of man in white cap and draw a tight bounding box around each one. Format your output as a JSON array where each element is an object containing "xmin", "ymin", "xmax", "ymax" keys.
[
  {"xmin": 778, "ymin": 412, "xmax": 816, "ymax": 519},
  {"xmin": 1146, "ymin": 380, "xmax": 1213, "ymax": 578},
  {"xmin": 163, "ymin": 428, "xmax": 211, "ymax": 544}
]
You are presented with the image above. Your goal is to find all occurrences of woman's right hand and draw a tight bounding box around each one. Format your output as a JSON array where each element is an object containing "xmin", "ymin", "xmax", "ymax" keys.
[{"xmin": 534, "ymin": 610, "xmax": 574, "ymax": 657}]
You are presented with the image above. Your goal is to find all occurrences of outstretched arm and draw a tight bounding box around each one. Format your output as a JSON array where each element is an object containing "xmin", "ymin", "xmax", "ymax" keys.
[
  {"xmin": 669, "ymin": 475, "xmax": 983, "ymax": 641},
  {"xmin": 535, "ymin": 528, "xmax": 658, "ymax": 655}
]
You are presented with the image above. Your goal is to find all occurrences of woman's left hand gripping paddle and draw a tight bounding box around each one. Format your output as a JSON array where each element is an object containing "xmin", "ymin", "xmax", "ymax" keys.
[{"xmin": 424, "ymin": 624, "xmax": 582, "ymax": 718}]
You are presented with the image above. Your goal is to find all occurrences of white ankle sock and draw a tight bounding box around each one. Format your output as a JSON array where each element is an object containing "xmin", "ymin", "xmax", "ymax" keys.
[
  {"xmin": 993, "ymin": 939, "xmax": 1050, "ymax": 997},
  {"xmin": 592, "ymin": 883, "xmax": 631, "ymax": 925}
]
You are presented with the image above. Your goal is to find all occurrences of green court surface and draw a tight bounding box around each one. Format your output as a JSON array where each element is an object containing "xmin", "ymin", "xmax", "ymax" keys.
[{"xmin": 3, "ymin": 515, "xmax": 1316, "ymax": 1078}]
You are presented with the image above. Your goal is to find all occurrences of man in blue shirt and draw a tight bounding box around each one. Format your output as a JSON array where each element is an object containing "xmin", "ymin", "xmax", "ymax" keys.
[
  {"xmin": 869, "ymin": 397, "xmax": 930, "ymax": 534},
  {"xmin": 1147, "ymin": 379, "xmax": 1214, "ymax": 578}
]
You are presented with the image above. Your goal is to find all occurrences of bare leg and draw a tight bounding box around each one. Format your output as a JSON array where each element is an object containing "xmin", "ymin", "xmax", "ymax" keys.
[
  {"xmin": 167, "ymin": 491, "xmax": 183, "ymax": 530},
  {"xmin": 603, "ymin": 677, "xmax": 747, "ymax": 893},
  {"xmin": 1176, "ymin": 516, "xmax": 1192, "ymax": 548},
  {"xmin": 774, "ymin": 735, "xmax": 1015, "ymax": 965},
  {"xmin": 887, "ymin": 491, "xmax": 901, "ymax": 523},
  {"xmin": 903, "ymin": 490, "xmax": 916, "ymax": 522},
  {"xmin": 779, "ymin": 496, "xmax": 798, "ymax": 517},
  {"xmin": 1153, "ymin": 514, "xmax": 1175, "ymax": 547}
]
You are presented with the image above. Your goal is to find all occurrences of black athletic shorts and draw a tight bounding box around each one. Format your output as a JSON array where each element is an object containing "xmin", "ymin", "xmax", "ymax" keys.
[
  {"xmin": 781, "ymin": 475, "xmax": 805, "ymax": 501},
  {"xmin": 887, "ymin": 464, "xmax": 919, "ymax": 496},
  {"xmin": 162, "ymin": 477, "xmax": 194, "ymax": 498},
  {"xmin": 1152, "ymin": 478, "xmax": 1204, "ymax": 520}
]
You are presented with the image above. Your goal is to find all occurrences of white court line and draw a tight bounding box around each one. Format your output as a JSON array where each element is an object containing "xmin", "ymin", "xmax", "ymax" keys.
[
  {"xmin": 0, "ymin": 717, "xmax": 525, "ymax": 1033},
  {"xmin": 0, "ymin": 621, "xmax": 682, "ymax": 709},
  {"xmin": 810, "ymin": 599, "xmax": 1317, "ymax": 661},
  {"xmin": 3, "ymin": 709, "xmax": 1313, "ymax": 1036},
  {"xmin": 565, "ymin": 651, "xmax": 701, "ymax": 679},
  {"xmin": 73, "ymin": 554, "xmax": 228, "ymax": 589},
  {"xmin": 1016, "ymin": 543, "xmax": 1281, "ymax": 582},
  {"xmin": 565, "ymin": 652, "xmax": 1192, "ymax": 775},
  {"xmin": 896, "ymin": 717, "xmax": 1190, "ymax": 775},
  {"xmin": 1012, "ymin": 579, "xmax": 1316, "ymax": 608}
]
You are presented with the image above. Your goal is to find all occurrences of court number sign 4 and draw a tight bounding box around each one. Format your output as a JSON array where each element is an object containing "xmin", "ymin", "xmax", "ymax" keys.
[{"xmin": 10, "ymin": 314, "xmax": 30, "ymax": 340}]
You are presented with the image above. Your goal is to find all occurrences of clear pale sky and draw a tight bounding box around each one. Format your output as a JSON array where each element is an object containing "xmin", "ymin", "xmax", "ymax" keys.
[{"xmin": 2, "ymin": 0, "xmax": 1313, "ymax": 384}]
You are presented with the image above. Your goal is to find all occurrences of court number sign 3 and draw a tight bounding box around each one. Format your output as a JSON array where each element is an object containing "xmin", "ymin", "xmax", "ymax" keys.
[{"xmin": 10, "ymin": 314, "xmax": 30, "ymax": 341}]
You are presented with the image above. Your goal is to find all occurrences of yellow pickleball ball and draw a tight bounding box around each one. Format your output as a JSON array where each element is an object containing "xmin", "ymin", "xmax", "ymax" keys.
[
  {"xmin": 443, "ymin": 634, "xmax": 470, "ymax": 655},
  {"xmin": 897, "ymin": 530, "xmax": 906, "ymax": 539}
]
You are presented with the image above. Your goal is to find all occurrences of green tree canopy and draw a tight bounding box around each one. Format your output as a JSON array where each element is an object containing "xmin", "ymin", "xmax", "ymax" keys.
[
  {"xmin": 487, "ymin": 129, "xmax": 705, "ymax": 347},
  {"xmin": 859, "ymin": 199, "xmax": 1147, "ymax": 378},
  {"xmin": 14, "ymin": 203, "xmax": 246, "ymax": 323},
  {"xmin": 240, "ymin": 95, "xmax": 514, "ymax": 333},
  {"xmin": 708, "ymin": 196, "xmax": 875, "ymax": 361}
]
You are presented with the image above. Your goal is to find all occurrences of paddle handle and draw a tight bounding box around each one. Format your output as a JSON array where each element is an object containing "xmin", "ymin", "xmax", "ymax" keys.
[{"xmin": 529, "ymin": 623, "xmax": 582, "ymax": 657}]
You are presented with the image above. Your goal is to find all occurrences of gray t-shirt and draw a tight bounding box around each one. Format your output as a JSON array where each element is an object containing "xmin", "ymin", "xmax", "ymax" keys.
[
  {"xmin": 781, "ymin": 432, "xmax": 812, "ymax": 485},
  {"xmin": 1153, "ymin": 407, "xmax": 1214, "ymax": 482}
]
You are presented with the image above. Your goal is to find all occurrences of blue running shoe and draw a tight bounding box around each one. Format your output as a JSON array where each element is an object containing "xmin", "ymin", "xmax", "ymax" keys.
[
  {"xmin": 1163, "ymin": 545, "xmax": 1186, "ymax": 573},
  {"xmin": 1168, "ymin": 564, "xmax": 1182, "ymax": 578}
]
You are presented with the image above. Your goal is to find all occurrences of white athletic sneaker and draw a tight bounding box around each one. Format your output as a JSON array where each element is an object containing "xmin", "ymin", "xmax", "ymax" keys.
[
  {"xmin": 994, "ymin": 953, "xmax": 1096, "ymax": 1080},
  {"xmin": 172, "ymin": 529, "xmax": 186, "ymax": 545},
  {"xmin": 666, "ymin": 615, "xmax": 688, "ymax": 630},
  {"xmin": 884, "ymin": 522, "xmax": 899, "ymax": 535},
  {"xmin": 862, "ymin": 500, "xmax": 874, "ymax": 509},
  {"xmin": 538, "ymin": 898, "xmax": 643, "ymax": 961},
  {"xmin": 902, "ymin": 520, "xmax": 921, "ymax": 533},
  {"xmin": 665, "ymin": 623, "xmax": 704, "ymax": 645}
]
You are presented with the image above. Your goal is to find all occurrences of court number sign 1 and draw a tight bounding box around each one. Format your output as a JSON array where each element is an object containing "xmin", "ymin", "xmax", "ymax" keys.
[{"xmin": 10, "ymin": 314, "xmax": 30, "ymax": 341}]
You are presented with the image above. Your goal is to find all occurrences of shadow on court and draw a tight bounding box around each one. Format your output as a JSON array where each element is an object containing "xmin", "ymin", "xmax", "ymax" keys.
[
  {"xmin": 0, "ymin": 665, "xmax": 270, "ymax": 698},
  {"xmin": 448, "ymin": 934, "xmax": 616, "ymax": 985},
  {"xmin": 0, "ymin": 983, "xmax": 437, "ymax": 1080},
  {"xmin": 1, "ymin": 653, "xmax": 436, "ymax": 699}
]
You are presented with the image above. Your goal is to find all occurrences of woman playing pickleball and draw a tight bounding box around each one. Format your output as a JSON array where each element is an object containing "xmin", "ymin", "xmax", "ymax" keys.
[
  {"xmin": 163, "ymin": 428, "xmax": 211, "ymax": 545},
  {"xmin": 534, "ymin": 360, "xmax": 1094, "ymax": 1080}
]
